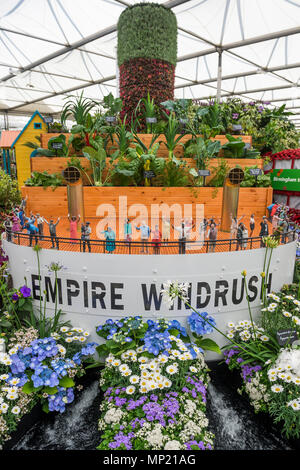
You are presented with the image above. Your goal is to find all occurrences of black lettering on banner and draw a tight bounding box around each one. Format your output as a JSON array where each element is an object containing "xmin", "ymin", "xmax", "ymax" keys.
[
  {"xmin": 248, "ymin": 275, "xmax": 258, "ymax": 301},
  {"xmin": 177, "ymin": 283, "xmax": 192, "ymax": 310},
  {"xmin": 83, "ymin": 281, "xmax": 89, "ymax": 308},
  {"xmin": 196, "ymin": 282, "xmax": 211, "ymax": 308},
  {"xmin": 232, "ymin": 278, "xmax": 245, "ymax": 305},
  {"xmin": 45, "ymin": 276, "xmax": 62, "ymax": 304},
  {"xmin": 91, "ymin": 282, "xmax": 106, "ymax": 309},
  {"xmin": 214, "ymin": 280, "xmax": 229, "ymax": 307},
  {"xmin": 111, "ymin": 283, "xmax": 124, "ymax": 310},
  {"xmin": 142, "ymin": 284, "xmax": 163, "ymax": 311},
  {"xmin": 31, "ymin": 274, "xmax": 42, "ymax": 301},
  {"xmin": 66, "ymin": 279, "xmax": 80, "ymax": 306}
]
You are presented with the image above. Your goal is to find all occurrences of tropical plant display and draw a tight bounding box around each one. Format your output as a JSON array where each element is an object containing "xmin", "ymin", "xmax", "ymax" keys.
[
  {"xmin": 96, "ymin": 315, "xmax": 215, "ymax": 450},
  {"xmin": 117, "ymin": 3, "xmax": 177, "ymax": 123},
  {"xmin": 24, "ymin": 171, "xmax": 63, "ymax": 189}
]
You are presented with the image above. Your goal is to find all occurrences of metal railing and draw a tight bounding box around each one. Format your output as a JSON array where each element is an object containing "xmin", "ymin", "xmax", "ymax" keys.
[{"xmin": 4, "ymin": 230, "xmax": 297, "ymax": 255}]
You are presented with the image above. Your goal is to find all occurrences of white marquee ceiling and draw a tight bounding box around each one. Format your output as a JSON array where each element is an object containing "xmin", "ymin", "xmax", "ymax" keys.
[{"xmin": 0, "ymin": 0, "xmax": 300, "ymax": 127}]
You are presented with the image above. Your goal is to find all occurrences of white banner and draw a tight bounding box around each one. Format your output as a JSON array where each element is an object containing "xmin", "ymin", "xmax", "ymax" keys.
[{"xmin": 3, "ymin": 239, "xmax": 297, "ymax": 359}]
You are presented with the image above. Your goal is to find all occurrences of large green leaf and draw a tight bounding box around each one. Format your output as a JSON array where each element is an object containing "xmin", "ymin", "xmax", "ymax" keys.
[
  {"xmin": 22, "ymin": 381, "xmax": 34, "ymax": 394},
  {"xmin": 59, "ymin": 376, "xmax": 75, "ymax": 388},
  {"xmin": 197, "ymin": 338, "xmax": 221, "ymax": 354}
]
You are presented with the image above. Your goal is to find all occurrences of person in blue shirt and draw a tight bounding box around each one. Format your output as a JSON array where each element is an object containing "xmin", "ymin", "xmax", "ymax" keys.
[
  {"xmin": 18, "ymin": 208, "xmax": 25, "ymax": 228},
  {"xmin": 25, "ymin": 222, "xmax": 39, "ymax": 246},
  {"xmin": 135, "ymin": 221, "xmax": 151, "ymax": 253},
  {"xmin": 101, "ymin": 227, "xmax": 116, "ymax": 253},
  {"xmin": 124, "ymin": 218, "xmax": 132, "ymax": 243}
]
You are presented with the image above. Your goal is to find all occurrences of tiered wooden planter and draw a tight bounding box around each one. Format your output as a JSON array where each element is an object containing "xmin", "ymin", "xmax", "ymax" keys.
[
  {"xmin": 21, "ymin": 186, "xmax": 273, "ymax": 221},
  {"xmin": 26, "ymin": 133, "xmax": 271, "ymax": 223},
  {"xmin": 40, "ymin": 133, "xmax": 252, "ymax": 158}
]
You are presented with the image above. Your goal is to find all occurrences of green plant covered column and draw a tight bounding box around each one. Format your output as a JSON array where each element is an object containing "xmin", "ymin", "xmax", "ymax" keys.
[{"xmin": 117, "ymin": 3, "xmax": 177, "ymax": 123}]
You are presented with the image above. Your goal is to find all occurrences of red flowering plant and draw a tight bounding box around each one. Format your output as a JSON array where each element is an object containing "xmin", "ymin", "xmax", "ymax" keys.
[{"xmin": 119, "ymin": 57, "xmax": 175, "ymax": 128}]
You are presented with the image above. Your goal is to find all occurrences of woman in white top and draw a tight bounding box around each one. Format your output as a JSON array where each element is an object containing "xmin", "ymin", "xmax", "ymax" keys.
[
  {"xmin": 242, "ymin": 225, "xmax": 248, "ymax": 250},
  {"xmin": 249, "ymin": 214, "xmax": 255, "ymax": 237},
  {"xmin": 230, "ymin": 214, "xmax": 244, "ymax": 239}
]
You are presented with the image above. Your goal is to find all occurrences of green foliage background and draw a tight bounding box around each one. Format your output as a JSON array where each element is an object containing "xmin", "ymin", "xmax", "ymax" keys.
[{"xmin": 117, "ymin": 3, "xmax": 177, "ymax": 66}]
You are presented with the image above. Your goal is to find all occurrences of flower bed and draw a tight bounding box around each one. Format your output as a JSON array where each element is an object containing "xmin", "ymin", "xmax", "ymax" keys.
[
  {"xmin": 96, "ymin": 316, "xmax": 215, "ymax": 451},
  {"xmin": 223, "ymin": 285, "xmax": 300, "ymax": 439}
]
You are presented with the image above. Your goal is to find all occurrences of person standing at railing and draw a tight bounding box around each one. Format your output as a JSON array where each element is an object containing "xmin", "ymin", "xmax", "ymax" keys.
[
  {"xmin": 230, "ymin": 214, "xmax": 244, "ymax": 240},
  {"xmin": 135, "ymin": 221, "xmax": 151, "ymax": 253},
  {"xmin": 279, "ymin": 218, "xmax": 289, "ymax": 243},
  {"xmin": 242, "ymin": 223, "xmax": 249, "ymax": 250},
  {"xmin": 17, "ymin": 207, "xmax": 25, "ymax": 228},
  {"xmin": 207, "ymin": 222, "xmax": 218, "ymax": 253},
  {"xmin": 124, "ymin": 218, "xmax": 132, "ymax": 243},
  {"xmin": 36, "ymin": 213, "xmax": 46, "ymax": 240},
  {"xmin": 236, "ymin": 223, "xmax": 244, "ymax": 251},
  {"xmin": 24, "ymin": 221, "xmax": 39, "ymax": 247},
  {"xmin": 4, "ymin": 217, "xmax": 12, "ymax": 242},
  {"xmin": 172, "ymin": 220, "xmax": 193, "ymax": 254},
  {"xmin": 152, "ymin": 225, "xmax": 162, "ymax": 255},
  {"xmin": 81, "ymin": 221, "xmax": 92, "ymax": 253},
  {"xmin": 259, "ymin": 216, "xmax": 269, "ymax": 247},
  {"xmin": 199, "ymin": 218, "xmax": 208, "ymax": 247},
  {"xmin": 68, "ymin": 213, "xmax": 80, "ymax": 243},
  {"xmin": 101, "ymin": 227, "xmax": 116, "ymax": 254},
  {"xmin": 162, "ymin": 217, "xmax": 170, "ymax": 242},
  {"xmin": 249, "ymin": 214, "xmax": 255, "ymax": 237},
  {"xmin": 44, "ymin": 217, "xmax": 60, "ymax": 250}
]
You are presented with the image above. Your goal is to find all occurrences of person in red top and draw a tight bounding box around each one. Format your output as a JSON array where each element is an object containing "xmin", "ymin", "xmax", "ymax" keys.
[{"xmin": 152, "ymin": 225, "xmax": 162, "ymax": 255}]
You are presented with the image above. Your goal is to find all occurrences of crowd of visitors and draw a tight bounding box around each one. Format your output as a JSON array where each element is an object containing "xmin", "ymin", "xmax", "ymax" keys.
[{"xmin": 3, "ymin": 198, "xmax": 298, "ymax": 255}]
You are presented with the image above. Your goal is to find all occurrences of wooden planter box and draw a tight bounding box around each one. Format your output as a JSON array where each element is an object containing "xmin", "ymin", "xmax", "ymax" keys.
[
  {"xmin": 21, "ymin": 186, "xmax": 273, "ymax": 221},
  {"xmin": 30, "ymin": 155, "xmax": 264, "ymax": 187},
  {"xmin": 40, "ymin": 133, "xmax": 252, "ymax": 159}
]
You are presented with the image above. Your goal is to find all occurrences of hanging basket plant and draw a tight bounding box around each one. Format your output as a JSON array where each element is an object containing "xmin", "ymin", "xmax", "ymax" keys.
[{"xmin": 117, "ymin": 2, "xmax": 177, "ymax": 124}]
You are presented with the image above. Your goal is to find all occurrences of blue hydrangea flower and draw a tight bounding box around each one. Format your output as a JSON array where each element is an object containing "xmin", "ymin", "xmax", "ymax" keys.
[{"xmin": 188, "ymin": 311, "xmax": 216, "ymax": 336}]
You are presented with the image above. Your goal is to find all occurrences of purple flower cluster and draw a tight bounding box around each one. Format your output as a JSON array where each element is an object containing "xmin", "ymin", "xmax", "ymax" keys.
[
  {"xmin": 241, "ymin": 364, "xmax": 262, "ymax": 383},
  {"xmin": 182, "ymin": 376, "xmax": 207, "ymax": 403},
  {"xmin": 11, "ymin": 285, "xmax": 31, "ymax": 302},
  {"xmin": 109, "ymin": 431, "xmax": 134, "ymax": 450},
  {"xmin": 223, "ymin": 347, "xmax": 240, "ymax": 364},
  {"xmin": 142, "ymin": 394, "xmax": 180, "ymax": 427},
  {"xmin": 185, "ymin": 440, "xmax": 212, "ymax": 450}
]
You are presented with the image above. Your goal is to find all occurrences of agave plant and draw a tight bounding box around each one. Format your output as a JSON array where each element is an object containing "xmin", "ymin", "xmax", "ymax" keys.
[
  {"xmin": 161, "ymin": 113, "xmax": 185, "ymax": 159},
  {"xmin": 82, "ymin": 136, "xmax": 111, "ymax": 186},
  {"xmin": 61, "ymin": 91, "xmax": 98, "ymax": 127}
]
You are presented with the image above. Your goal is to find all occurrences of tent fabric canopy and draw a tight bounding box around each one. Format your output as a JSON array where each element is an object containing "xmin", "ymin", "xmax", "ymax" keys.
[{"xmin": 0, "ymin": 0, "xmax": 300, "ymax": 127}]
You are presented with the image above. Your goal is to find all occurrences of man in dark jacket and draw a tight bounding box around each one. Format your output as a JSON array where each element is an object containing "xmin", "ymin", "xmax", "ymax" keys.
[
  {"xmin": 45, "ymin": 217, "xmax": 60, "ymax": 249},
  {"xmin": 259, "ymin": 216, "xmax": 269, "ymax": 247}
]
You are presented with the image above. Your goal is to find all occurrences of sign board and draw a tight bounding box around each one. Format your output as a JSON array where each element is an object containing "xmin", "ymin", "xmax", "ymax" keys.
[
  {"xmin": 276, "ymin": 329, "xmax": 298, "ymax": 346},
  {"xmin": 105, "ymin": 116, "xmax": 116, "ymax": 123},
  {"xmin": 51, "ymin": 142, "xmax": 63, "ymax": 150},
  {"xmin": 232, "ymin": 124, "xmax": 243, "ymax": 131},
  {"xmin": 270, "ymin": 169, "xmax": 300, "ymax": 192},
  {"xmin": 179, "ymin": 118, "xmax": 188, "ymax": 124},
  {"xmin": 249, "ymin": 168, "xmax": 262, "ymax": 176},
  {"xmin": 198, "ymin": 169, "xmax": 211, "ymax": 177},
  {"xmin": 144, "ymin": 170, "xmax": 156, "ymax": 179},
  {"xmin": 44, "ymin": 116, "xmax": 53, "ymax": 124},
  {"xmin": 2, "ymin": 238, "xmax": 296, "ymax": 361},
  {"xmin": 146, "ymin": 117, "xmax": 157, "ymax": 124}
]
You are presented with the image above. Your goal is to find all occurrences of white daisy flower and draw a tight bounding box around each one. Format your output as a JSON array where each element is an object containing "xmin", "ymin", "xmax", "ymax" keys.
[
  {"xmin": 126, "ymin": 385, "xmax": 135, "ymax": 395},
  {"xmin": 11, "ymin": 406, "xmax": 21, "ymax": 415},
  {"xmin": 129, "ymin": 375, "xmax": 139, "ymax": 384},
  {"xmin": 166, "ymin": 364, "xmax": 178, "ymax": 375},
  {"xmin": 271, "ymin": 384, "xmax": 284, "ymax": 393}
]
